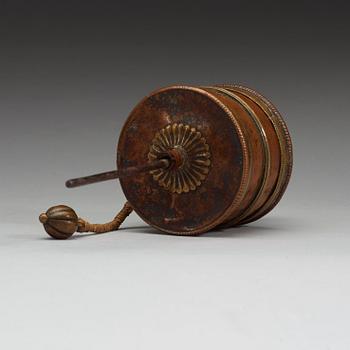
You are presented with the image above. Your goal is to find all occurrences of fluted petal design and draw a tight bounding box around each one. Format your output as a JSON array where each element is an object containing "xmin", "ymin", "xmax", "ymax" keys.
[{"xmin": 148, "ymin": 123, "xmax": 211, "ymax": 194}]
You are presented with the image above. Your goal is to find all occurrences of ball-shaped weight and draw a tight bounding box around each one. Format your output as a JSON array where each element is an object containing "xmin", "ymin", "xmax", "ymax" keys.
[{"xmin": 39, "ymin": 205, "xmax": 79, "ymax": 239}]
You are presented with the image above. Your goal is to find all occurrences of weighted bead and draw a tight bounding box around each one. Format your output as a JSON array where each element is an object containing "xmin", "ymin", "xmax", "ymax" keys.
[{"xmin": 39, "ymin": 205, "xmax": 79, "ymax": 239}]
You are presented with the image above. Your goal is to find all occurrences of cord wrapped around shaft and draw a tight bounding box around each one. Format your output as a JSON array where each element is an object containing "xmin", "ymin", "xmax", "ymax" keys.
[{"xmin": 77, "ymin": 202, "xmax": 133, "ymax": 233}]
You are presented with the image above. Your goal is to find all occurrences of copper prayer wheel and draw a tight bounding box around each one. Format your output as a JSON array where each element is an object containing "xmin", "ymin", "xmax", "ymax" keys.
[{"xmin": 39, "ymin": 84, "xmax": 292, "ymax": 239}]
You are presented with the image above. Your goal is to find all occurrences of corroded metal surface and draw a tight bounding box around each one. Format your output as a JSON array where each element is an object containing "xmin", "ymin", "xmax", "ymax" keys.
[
  {"xmin": 117, "ymin": 85, "xmax": 292, "ymax": 235},
  {"xmin": 219, "ymin": 85, "xmax": 292, "ymax": 225},
  {"xmin": 42, "ymin": 84, "xmax": 292, "ymax": 237},
  {"xmin": 117, "ymin": 86, "xmax": 246, "ymax": 235}
]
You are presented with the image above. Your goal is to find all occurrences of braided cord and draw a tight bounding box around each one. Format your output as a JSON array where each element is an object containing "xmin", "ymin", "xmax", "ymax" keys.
[{"xmin": 77, "ymin": 202, "xmax": 133, "ymax": 234}]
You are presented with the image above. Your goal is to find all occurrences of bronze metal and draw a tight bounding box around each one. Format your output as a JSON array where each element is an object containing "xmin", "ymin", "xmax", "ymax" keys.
[
  {"xmin": 39, "ymin": 84, "xmax": 293, "ymax": 239},
  {"xmin": 148, "ymin": 123, "xmax": 211, "ymax": 194},
  {"xmin": 39, "ymin": 205, "xmax": 79, "ymax": 239}
]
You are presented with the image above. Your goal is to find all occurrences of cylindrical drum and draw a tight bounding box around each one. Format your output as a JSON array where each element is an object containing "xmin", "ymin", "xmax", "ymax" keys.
[{"xmin": 117, "ymin": 85, "xmax": 292, "ymax": 235}]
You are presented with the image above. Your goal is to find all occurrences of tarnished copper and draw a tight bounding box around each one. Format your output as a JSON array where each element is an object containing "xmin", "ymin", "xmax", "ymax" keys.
[{"xmin": 39, "ymin": 84, "xmax": 293, "ymax": 238}]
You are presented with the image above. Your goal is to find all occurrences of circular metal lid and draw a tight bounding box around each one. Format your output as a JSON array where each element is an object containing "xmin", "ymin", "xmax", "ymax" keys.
[{"xmin": 117, "ymin": 86, "xmax": 247, "ymax": 234}]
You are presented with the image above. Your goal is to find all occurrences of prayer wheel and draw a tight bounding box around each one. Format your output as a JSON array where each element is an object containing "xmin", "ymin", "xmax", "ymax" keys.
[{"xmin": 39, "ymin": 84, "xmax": 292, "ymax": 239}]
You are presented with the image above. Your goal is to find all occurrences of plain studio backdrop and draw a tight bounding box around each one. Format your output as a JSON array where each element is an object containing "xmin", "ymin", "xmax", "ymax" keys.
[{"xmin": 0, "ymin": 1, "xmax": 349, "ymax": 349}]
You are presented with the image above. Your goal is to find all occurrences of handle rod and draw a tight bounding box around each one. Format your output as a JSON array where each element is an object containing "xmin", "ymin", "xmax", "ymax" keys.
[{"xmin": 65, "ymin": 158, "xmax": 170, "ymax": 188}]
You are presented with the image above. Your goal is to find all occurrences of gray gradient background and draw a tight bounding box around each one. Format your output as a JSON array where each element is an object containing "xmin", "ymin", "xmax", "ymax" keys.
[{"xmin": 1, "ymin": 1, "xmax": 349, "ymax": 349}]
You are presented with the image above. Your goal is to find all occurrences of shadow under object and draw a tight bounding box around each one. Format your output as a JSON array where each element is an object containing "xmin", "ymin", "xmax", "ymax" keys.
[{"xmin": 39, "ymin": 84, "xmax": 293, "ymax": 239}]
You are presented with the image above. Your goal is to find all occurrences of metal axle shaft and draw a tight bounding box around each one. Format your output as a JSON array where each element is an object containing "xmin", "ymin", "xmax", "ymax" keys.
[{"xmin": 65, "ymin": 158, "xmax": 170, "ymax": 188}]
